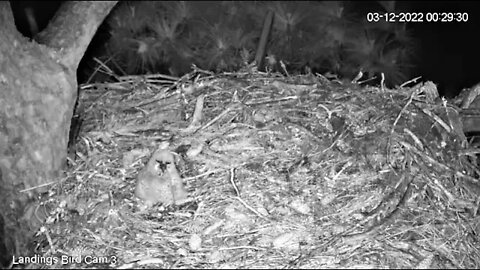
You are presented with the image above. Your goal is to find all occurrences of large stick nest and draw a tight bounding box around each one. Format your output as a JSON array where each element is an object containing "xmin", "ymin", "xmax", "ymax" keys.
[{"xmin": 29, "ymin": 67, "xmax": 480, "ymax": 268}]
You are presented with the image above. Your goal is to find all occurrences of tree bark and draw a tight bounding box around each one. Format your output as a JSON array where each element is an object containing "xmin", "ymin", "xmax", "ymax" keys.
[{"xmin": 0, "ymin": 1, "xmax": 117, "ymax": 266}]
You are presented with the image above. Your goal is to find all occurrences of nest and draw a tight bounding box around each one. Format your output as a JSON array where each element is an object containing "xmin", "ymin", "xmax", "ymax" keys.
[{"xmin": 29, "ymin": 66, "xmax": 480, "ymax": 268}]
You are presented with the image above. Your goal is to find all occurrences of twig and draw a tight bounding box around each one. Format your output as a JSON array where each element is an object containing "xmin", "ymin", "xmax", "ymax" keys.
[
  {"xmin": 229, "ymin": 168, "xmax": 240, "ymax": 197},
  {"xmin": 255, "ymin": 10, "xmax": 274, "ymax": 69},
  {"xmin": 400, "ymin": 76, "xmax": 422, "ymax": 88}
]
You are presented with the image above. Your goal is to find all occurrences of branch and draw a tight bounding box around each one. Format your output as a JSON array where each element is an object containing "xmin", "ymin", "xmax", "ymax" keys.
[{"xmin": 35, "ymin": 1, "xmax": 118, "ymax": 70}]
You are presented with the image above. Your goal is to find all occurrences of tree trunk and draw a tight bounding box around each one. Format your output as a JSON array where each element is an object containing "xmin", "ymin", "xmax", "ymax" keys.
[{"xmin": 0, "ymin": 1, "xmax": 117, "ymax": 266}]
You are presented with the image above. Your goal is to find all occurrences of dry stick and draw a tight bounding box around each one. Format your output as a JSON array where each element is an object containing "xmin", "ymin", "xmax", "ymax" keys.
[
  {"xmin": 380, "ymin": 72, "xmax": 386, "ymax": 91},
  {"xmin": 400, "ymin": 140, "xmax": 479, "ymax": 184},
  {"xmin": 386, "ymin": 89, "xmax": 417, "ymax": 165},
  {"xmin": 229, "ymin": 168, "xmax": 240, "ymax": 197},
  {"xmin": 400, "ymin": 76, "xmax": 422, "ymax": 88},
  {"xmin": 40, "ymin": 226, "xmax": 56, "ymax": 255},
  {"xmin": 255, "ymin": 10, "xmax": 274, "ymax": 69},
  {"xmin": 187, "ymin": 94, "xmax": 205, "ymax": 130},
  {"xmin": 197, "ymin": 104, "xmax": 240, "ymax": 132},
  {"xmin": 89, "ymin": 57, "xmax": 120, "ymax": 83},
  {"xmin": 228, "ymin": 167, "xmax": 269, "ymax": 220}
]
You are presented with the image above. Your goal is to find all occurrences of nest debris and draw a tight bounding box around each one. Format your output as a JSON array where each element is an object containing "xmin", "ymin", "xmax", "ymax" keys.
[{"xmin": 29, "ymin": 66, "xmax": 480, "ymax": 269}]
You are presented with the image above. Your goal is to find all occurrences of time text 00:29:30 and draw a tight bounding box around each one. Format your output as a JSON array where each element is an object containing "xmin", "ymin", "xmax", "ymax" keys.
[{"xmin": 366, "ymin": 12, "xmax": 468, "ymax": 23}]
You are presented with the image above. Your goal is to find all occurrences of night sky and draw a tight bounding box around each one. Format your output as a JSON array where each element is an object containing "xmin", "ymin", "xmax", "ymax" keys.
[
  {"xmin": 405, "ymin": 1, "xmax": 480, "ymax": 97},
  {"xmin": 8, "ymin": 1, "xmax": 480, "ymax": 97}
]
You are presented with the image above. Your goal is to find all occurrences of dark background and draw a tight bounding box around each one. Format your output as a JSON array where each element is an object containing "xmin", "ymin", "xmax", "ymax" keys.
[{"xmin": 8, "ymin": 1, "xmax": 480, "ymax": 97}]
